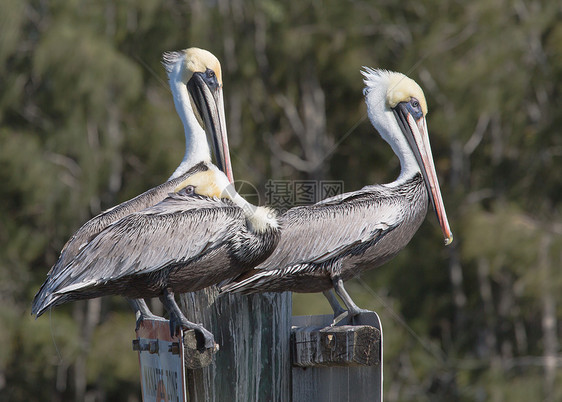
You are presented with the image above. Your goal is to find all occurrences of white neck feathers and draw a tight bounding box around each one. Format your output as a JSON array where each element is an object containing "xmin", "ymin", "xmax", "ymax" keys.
[
  {"xmin": 167, "ymin": 62, "xmax": 211, "ymax": 180},
  {"xmin": 362, "ymin": 69, "xmax": 420, "ymax": 186}
]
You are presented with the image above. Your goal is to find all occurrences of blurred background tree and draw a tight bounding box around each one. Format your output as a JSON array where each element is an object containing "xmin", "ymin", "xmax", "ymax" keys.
[{"xmin": 0, "ymin": 0, "xmax": 560, "ymax": 400}]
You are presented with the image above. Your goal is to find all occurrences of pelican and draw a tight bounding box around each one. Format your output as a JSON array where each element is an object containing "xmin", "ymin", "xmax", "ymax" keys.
[
  {"xmin": 32, "ymin": 48, "xmax": 233, "ymax": 325},
  {"xmin": 32, "ymin": 166, "xmax": 279, "ymax": 349},
  {"xmin": 222, "ymin": 69, "xmax": 453, "ymax": 320}
]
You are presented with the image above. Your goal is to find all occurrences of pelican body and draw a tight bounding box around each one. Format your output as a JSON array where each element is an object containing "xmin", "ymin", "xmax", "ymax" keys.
[
  {"xmin": 222, "ymin": 69, "xmax": 453, "ymax": 319},
  {"xmin": 32, "ymin": 48, "xmax": 235, "ymax": 334},
  {"xmin": 33, "ymin": 167, "xmax": 279, "ymax": 348}
]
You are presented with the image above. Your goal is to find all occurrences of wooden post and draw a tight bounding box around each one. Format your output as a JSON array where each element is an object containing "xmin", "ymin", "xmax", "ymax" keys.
[
  {"xmin": 178, "ymin": 291, "xmax": 382, "ymax": 402},
  {"xmin": 291, "ymin": 312, "xmax": 383, "ymax": 402},
  {"xmin": 180, "ymin": 289, "xmax": 292, "ymax": 401}
]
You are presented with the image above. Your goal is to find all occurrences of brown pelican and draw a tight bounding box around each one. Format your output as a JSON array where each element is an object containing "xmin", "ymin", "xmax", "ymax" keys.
[
  {"xmin": 32, "ymin": 48, "xmax": 233, "ymax": 325},
  {"xmin": 32, "ymin": 166, "xmax": 279, "ymax": 349},
  {"xmin": 222, "ymin": 69, "xmax": 453, "ymax": 320}
]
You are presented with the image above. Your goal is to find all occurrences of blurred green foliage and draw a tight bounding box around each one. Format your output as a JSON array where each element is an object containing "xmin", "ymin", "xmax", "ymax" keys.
[{"xmin": 1, "ymin": 0, "xmax": 561, "ymax": 400}]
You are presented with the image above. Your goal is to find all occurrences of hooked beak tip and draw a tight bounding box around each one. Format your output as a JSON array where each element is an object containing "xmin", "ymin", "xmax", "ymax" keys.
[{"xmin": 444, "ymin": 234, "xmax": 454, "ymax": 246}]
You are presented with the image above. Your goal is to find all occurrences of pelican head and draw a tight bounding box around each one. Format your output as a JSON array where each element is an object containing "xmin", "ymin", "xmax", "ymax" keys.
[
  {"xmin": 174, "ymin": 166, "xmax": 230, "ymax": 198},
  {"xmin": 362, "ymin": 68, "xmax": 453, "ymax": 245},
  {"xmin": 163, "ymin": 48, "xmax": 233, "ymax": 183},
  {"xmin": 175, "ymin": 167, "xmax": 278, "ymax": 233}
]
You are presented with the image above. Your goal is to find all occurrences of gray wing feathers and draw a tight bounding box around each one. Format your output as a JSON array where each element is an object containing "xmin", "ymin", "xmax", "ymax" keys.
[
  {"xmin": 222, "ymin": 193, "xmax": 402, "ymax": 293},
  {"xmin": 55, "ymin": 166, "xmax": 206, "ymax": 271},
  {"xmin": 222, "ymin": 176, "xmax": 426, "ymax": 294},
  {"xmin": 258, "ymin": 194, "xmax": 402, "ymax": 270},
  {"xmin": 32, "ymin": 164, "xmax": 208, "ymax": 309},
  {"xmin": 53, "ymin": 197, "xmax": 241, "ymax": 294}
]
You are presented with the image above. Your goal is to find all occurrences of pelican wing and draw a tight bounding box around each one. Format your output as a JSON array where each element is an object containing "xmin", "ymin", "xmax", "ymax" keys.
[
  {"xmin": 31, "ymin": 164, "xmax": 209, "ymax": 312},
  {"xmin": 220, "ymin": 188, "xmax": 404, "ymax": 293},
  {"xmin": 50, "ymin": 194, "xmax": 242, "ymax": 295},
  {"xmin": 55, "ymin": 163, "xmax": 209, "ymax": 272},
  {"xmin": 259, "ymin": 187, "xmax": 403, "ymax": 270}
]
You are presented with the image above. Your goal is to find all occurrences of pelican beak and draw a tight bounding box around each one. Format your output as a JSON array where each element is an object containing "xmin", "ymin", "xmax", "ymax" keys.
[
  {"xmin": 394, "ymin": 105, "xmax": 454, "ymax": 245},
  {"xmin": 187, "ymin": 73, "xmax": 234, "ymax": 183}
]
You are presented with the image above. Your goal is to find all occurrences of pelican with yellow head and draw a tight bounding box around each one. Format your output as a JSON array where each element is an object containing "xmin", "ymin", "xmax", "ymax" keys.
[
  {"xmin": 32, "ymin": 164, "xmax": 279, "ymax": 350},
  {"xmin": 32, "ymin": 49, "xmax": 253, "ymax": 349},
  {"xmin": 223, "ymin": 69, "xmax": 453, "ymax": 323}
]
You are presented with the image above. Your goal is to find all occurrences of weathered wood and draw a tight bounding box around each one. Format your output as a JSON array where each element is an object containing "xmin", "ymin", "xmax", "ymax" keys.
[
  {"xmin": 291, "ymin": 312, "xmax": 383, "ymax": 402},
  {"xmin": 180, "ymin": 288, "xmax": 292, "ymax": 402},
  {"xmin": 292, "ymin": 324, "xmax": 380, "ymax": 367},
  {"xmin": 182, "ymin": 330, "xmax": 216, "ymax": 370}
]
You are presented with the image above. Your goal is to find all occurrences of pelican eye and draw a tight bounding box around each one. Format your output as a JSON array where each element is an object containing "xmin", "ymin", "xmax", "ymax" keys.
[
  {"xmin": 204, "ymin": 68, "xmax": 219, "ymax": 89},
  {"xmin": 407, "ymin": 97, "xmax": 423, "ymax": 120},
  {"xmin": 180, "ymin": 185, "xmax": 195, "ymax": 195}
]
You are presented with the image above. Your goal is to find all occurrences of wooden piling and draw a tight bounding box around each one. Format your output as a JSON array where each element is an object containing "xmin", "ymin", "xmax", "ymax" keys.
[
  {"xmin": 178, "ymin": 292, "xmax": 382, "ymax": 402},
  {"xmin": 180, "ymin": 289, "xmax": 292, "ymax": 401}
]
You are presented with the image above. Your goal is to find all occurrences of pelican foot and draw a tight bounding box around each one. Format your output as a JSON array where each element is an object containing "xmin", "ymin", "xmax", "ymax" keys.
[
  {"xmin": 135, "ymin": 310, "xmax": 165, "ymax": 331},
  {"xmin": 127, "ymin": 298, "xmax": 165, "ymax": 330},
  {"xmin": 188, "ymin": 324, "xmax": 216, "ymax": 351},
  {"xmin": 348, "ymin": 307, "xmax": 372, "ymax": 324},
  {"xmin": 332, "ymin": 278, "xmax": 372, "ymax": 325},
  {"xmin": 322, "ymin": 290, "xmax": 346, "ymax": 318},
  {"xmin": 169, "ymin": 315, "xmax": 216, "ymax": 351},
  {"xmin": 159, "ymin": 289, "xmax": 217, "ymax": 351},
  {"xmin": 331, "ymin": 311, "xmax": 350, "ymax": 326},
  {"xmin": 330, "ymin": 307, "xmax": 372, "ymax": 326}
]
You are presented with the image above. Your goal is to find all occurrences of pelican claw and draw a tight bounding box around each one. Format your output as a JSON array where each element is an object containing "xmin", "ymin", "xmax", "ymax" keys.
[
  {"xmin": 330, "ymin": 307, "xmax": 373, "ymax": 327},
  {"xmin": 128, "ymin": 298, "xmax": 165, "ymax": 330},
  {"xmin": 168, "ymin": 312, "xmax": 216, "ymax": 351}
]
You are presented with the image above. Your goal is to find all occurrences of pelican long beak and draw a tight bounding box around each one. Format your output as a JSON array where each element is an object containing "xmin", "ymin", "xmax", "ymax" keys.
[
  {"xmin": 394, "ymin": 106, "xmax": 454, "ymax": 245},
  {"xmin": 187, "ymin": 74, "xmax": 234, "ymax": 183}
]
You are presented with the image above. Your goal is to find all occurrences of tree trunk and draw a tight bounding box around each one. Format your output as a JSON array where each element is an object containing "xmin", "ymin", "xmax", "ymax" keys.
[{"xmin": 540, "ymin": 235, "xmax": 556, "ymax": 402}]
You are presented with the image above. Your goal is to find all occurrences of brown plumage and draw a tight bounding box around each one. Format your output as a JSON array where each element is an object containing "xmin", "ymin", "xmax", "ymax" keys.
[
  {"xmin": 224, "ymin": 174, "xmax": 426, "ymax": 294},
  {"xmin": 33, "ymin": 167, "xmax": 279, "ymax": 348},
  {"xmin": 32, "ymin": 162, "xmax": 208, "ymax": 312},
  {"xmin": 222, "ymin": 69, "xmax": 453, "ymax": 320},
  {"xmin": 32, "ymin": 47, "xmax": 233, "ymax": 325}
]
